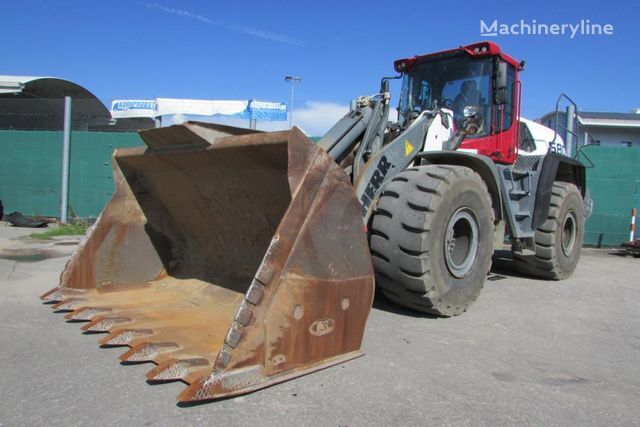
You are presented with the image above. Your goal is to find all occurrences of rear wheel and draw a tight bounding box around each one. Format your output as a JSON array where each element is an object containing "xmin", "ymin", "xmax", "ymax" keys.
[
  {"xmin": 513, "ymin": 182, "xmax": 584, "ymax": 280},
  {"xmin": 369, "ymin": 165, "xmax": 494, "ymax": 316}
]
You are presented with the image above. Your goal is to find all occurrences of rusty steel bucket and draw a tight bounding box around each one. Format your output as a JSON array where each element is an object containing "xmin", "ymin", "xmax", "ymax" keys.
[{"xmin": 41, "ymin": 122, "xmax": 374, "ymax": 403}]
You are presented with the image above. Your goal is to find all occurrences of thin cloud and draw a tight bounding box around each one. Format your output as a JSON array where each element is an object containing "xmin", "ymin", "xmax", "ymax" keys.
[
  {"xmin": 291, "ymin": 101, "xmax": 350, "ymax": 136},
  {"xmin": 145, "ymin": 3, "xmax": 303, "ymax": 47},
  {"xmin": 160, "ymin": 102, "xmax": 348, "ymax": 136}
]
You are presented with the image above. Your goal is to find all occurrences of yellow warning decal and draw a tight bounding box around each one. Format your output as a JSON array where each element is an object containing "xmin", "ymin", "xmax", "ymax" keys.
[{"xmin": 404, "ymin": 140, "xmax": 414, "ymax": 157}]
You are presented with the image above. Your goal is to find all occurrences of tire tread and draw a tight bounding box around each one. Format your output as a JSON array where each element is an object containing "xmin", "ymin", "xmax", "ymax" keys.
[{"xmin": 370, "ymin": 165, "xmax": 494, "ymax": 316}]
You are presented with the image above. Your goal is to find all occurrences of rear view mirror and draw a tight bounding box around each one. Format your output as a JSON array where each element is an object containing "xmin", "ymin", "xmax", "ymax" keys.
[{"xmin": 495, "ymin": 61, "xmax": 508, "ymax": 104}]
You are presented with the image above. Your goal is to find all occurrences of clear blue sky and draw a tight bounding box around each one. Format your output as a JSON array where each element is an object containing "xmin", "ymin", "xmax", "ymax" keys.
[{"xmin": 1, "ymin": 0, "xmax": 637, "ymax": 133}]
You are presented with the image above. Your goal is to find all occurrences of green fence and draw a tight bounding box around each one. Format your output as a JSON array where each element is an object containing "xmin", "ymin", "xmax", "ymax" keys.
[
  {"xmin": 1, "ymin": 131, "xmax": 638, "ymax": 246},
  {"xmin": 582, "ymin": 146, "xmax": 640, "ymax": 246},
  {"xmin": 0, "ymin": 130, "xmax": 143, "ymax": 218}
]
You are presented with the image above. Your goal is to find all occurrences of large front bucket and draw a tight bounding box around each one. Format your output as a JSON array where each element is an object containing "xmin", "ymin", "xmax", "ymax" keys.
[{"xmin": 41, "ymin": 122, "xmax": 374, "ymax": 403}]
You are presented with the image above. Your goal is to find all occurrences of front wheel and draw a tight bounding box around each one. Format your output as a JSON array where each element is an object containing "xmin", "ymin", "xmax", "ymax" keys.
[
  {"xmin": 369, "ymin": 165, "xmax": 495, "ymax": 317},
  {"xmin": 513, "ymin": 182, "xmax": 584, "ymax": 280}
]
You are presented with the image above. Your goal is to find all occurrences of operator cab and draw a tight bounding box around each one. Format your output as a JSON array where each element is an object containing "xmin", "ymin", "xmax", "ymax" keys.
[
  {"xmin": 395, "ymin": 42, "xmax": 521, "ymax": 164},
  {"xmin": 399, "ymin": 54, "xmax": 493, "ymax": 133}
]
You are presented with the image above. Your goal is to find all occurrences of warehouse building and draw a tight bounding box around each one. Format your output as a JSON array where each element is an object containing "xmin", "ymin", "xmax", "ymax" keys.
[{"xmin": 539, "ymin": 110, "xmax": 640, "ymax": 148}]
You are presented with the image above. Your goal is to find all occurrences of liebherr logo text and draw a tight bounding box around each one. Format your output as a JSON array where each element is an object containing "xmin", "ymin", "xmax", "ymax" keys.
[
  {"xmin": 480, "ymin": 19, "xmax": 613, "ymax": 38},
  {"xmin": 361, "ymin": 156, "xmax": 392, "ymax": 216}
]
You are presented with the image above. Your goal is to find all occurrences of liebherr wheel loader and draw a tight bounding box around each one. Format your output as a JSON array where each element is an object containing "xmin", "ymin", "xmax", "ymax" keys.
[{"xmin": 42, "ymin": 41, "xmax": 586, "ymax": 402}]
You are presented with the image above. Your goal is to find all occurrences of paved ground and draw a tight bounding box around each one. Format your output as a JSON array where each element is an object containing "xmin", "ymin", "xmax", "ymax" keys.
[{"xmin": 1, "ymin": 222, "xmax": 639, "ymax": 426}]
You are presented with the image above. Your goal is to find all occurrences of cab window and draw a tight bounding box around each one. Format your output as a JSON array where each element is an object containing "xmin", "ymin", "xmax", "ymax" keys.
[
  {"xmin": 495, "ymin": 64, "xmax": 516, "ymax": 132},
  {"xmin": 399, "ymin": 56, "xmax": 493, "ymax": 138},
  {"xmin": 519, "ymin": 121, "xmax": 536, "ymax": 152}
]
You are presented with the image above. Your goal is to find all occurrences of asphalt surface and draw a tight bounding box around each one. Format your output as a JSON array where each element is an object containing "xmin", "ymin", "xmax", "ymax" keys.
[{"xmin": 1, "ymin": 222, "xmax": 639, "ymax": 426}]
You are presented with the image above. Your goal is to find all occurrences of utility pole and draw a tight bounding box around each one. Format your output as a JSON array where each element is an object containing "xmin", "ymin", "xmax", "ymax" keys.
[
  {"xmin": 60, "ymin": 96, "xmax": 72, "ymax": 223},
  {"xmin": 284, "ymin": 75, "xmax": 301, "ymax": 129}
]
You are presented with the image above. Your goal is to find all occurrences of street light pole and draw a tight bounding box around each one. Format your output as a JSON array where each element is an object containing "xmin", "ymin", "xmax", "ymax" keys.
[
  {"xmin": 285, "ymin": 75, "xmax": 301, "ymax": 129},
  {"xmin": 60, "ymin": 96, "xmax": 72, "ymax": 223}
]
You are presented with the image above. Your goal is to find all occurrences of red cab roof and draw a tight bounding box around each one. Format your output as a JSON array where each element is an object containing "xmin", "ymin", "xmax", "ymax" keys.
[{"xmin": 394, "ymin": 41, "xmax": 521, "ymax": 73}]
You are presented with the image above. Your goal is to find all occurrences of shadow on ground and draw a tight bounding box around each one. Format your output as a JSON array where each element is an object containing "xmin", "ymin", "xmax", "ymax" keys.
[
  {"xmin": 490, "ymin": 249, "xmax": 532, "ymax": 279},
  {"xmin": 371, "ymin": 249, "xmax": 530, "ymax": 317}
]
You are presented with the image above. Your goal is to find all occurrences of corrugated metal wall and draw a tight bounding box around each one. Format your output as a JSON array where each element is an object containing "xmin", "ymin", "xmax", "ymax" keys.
[
  {"xmin": 583, "ymin": 146, "xmax": 640, "ymax": 246},
  {"xmin": 0, "ymin": 130, "xmax": 142, "ymax": 218},
  {"xmin": 1, "ymin": 131, "xmax": 638, "ymax": 246}
]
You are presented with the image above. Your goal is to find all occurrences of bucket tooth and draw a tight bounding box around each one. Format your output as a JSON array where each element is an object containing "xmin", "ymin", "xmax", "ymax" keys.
[
  {"xmin": 81, "ymin": 316, "xmax": 131, "ymax": 332},
  {"xmin": 100, "ymin": 329, "xmax": 153, "ymax": 347},
  {"xmin": 53, "ymin": 298, "xmax": 86, "ymax": 311},
  {"xmin": 41, "ymin": 287, "xmax": 65, "ymax": 302},
  {"xmin": 177, "ymin": 366, "xmax": 265, "ymax": 402},
  {"xmin": 120, "ymin": 342, "xmax": 179, "ymax": 363},
  {"xmin": 65, "ymin": 306, "xmax": 113, "ymax": 321},
  {"xmin": 146, "ymin": 358, "xmax": 210, "ymax": 383},
  {"xmin": 41, "ymin": 287, "xmax": 86, "ymax": 302}
]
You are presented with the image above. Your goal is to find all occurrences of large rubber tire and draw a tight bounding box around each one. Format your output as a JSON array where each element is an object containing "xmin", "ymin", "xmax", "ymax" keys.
[
  {"xmin": 369, "ymin": 165, "xmax": 495, "ymax": 316},
  {"xmin": 513, "ymin": 182, "xmax": 584, "ymax": 280}
]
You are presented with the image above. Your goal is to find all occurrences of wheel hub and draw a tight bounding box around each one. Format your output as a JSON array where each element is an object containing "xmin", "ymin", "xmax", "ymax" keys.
[
  {"xmin": 561, "ymin": 210, "xmax": 577, "ymax": 256},
  {"xmin": 444, "ymin": 207, "xmax": 479, "ymax": 278}
]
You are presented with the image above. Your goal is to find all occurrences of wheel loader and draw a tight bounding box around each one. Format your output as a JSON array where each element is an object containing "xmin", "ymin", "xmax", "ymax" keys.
[{"xmin": 42, "ymin": 41, "xmax": 586, "ymax": 402}]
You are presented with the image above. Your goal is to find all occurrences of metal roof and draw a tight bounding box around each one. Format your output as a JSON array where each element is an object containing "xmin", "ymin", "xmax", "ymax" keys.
[
  {"xmin": 577, "ymin": 111, "xmax": 640, "ymax": 128},
  {"xmin": 539, "ymin": 110, "xmax": 640, "ymax": 129},
  {"xmin": 0, "ymin": 75, "xmax": 111, "ymax": 131},
  {"xmin": 578, "ymin": 111, "xmax": 640, "ymax": 120}
]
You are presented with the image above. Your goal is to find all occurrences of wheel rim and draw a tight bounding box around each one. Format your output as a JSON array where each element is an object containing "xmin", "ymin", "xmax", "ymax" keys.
[
  {"xmin": 444, "ymin": 207, "xmax": 479, "ymax": 278},
  {"xmin": 561, "ymin": 210, "xmax": 577, "ymax": 256}
]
